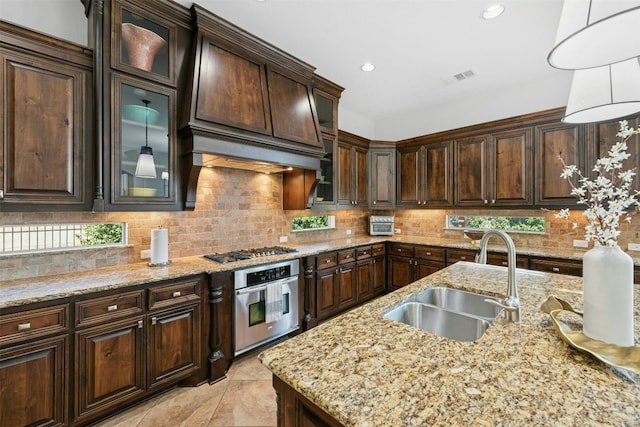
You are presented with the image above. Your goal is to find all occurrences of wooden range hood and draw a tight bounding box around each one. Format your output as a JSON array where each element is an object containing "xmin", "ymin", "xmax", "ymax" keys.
[{"xmin": 181, "ymin": 5, "xmax": 324, "ymax": 210}]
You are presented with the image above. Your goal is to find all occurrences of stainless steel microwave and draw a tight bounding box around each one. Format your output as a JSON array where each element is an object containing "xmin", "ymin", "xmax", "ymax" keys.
[{"xmin": 369, "ymin": 216, "xmax": 394, "ymax": 236}]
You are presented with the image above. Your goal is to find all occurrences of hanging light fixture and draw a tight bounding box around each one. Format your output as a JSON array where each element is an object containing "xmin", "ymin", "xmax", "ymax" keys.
[
  {"xmin": 563, "ymin": 57, "xmax": 640, "ymax": 123},
  {"xmin": 548, "ymin": 0, "xmax": 640, "ymax": 70},
  {"xmin": 134, "ymin": 99, "xmax": 157, "ymax": 179}
]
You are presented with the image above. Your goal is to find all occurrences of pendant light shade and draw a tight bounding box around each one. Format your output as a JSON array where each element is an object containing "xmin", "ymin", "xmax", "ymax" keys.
[
  {"xmin": 563, "ymin": 57, "xmax": 640, "ymax": 123},
  {"xmin": 134, "ymin": 99, "xmax": 157, "ymax": 179},
  {"xmin": 548, "ymin": 0, "xmax": 640, "ymax": 70}
]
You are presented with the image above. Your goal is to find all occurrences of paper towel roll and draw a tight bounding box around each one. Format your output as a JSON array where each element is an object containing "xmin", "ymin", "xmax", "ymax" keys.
[{"xmin": 150, "ymin": 227, "xmax": 169, "ymax": 266}]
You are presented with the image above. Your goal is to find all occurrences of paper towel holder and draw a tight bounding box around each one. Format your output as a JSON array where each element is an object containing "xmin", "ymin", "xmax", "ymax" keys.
[{"xmin": 148, "ymin": 225, "xmax": 171, "ymax": 267}]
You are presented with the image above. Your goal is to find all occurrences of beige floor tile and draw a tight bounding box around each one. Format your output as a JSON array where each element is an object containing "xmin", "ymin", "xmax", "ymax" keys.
[
  {"xmin": 227, "ymin": 354, "xmax": 273, "ymax": 381},
  {"xmin": 207, "ymin": 380, "xmax": 277, "ymax": 427}
]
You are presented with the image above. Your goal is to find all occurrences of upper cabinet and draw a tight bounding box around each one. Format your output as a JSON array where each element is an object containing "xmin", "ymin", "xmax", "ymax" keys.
[
  {"xmin": 454, "ymin": 129, "xmax": 532, "ymax": 207},
  {"xmin": 369, "ymin": 141, "xmax": 396, "ymax": 209},
  {"xmin": 337, "ymin": 131, "xmax": 368, "ymax": 208},
  {"xmin": 84, "ymin": 0, "xmax": 192, "ymax": 211},
  {"xmin": 0, "ymin": 22, "xmax": 93, "ymax": 211}
]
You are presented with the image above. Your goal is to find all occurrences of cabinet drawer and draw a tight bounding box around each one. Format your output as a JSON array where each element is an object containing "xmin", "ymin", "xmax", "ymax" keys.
[
  {"xmin": 446, "ymin": 249, "xmax": 477, "ymax": 264},
  {"xmin": 388, "ymin": 243, "xmax": 414, "ymax": 257},
  {"xmin": 0, "ymin": 304, "xmax": 69, "ymax": 345},
  {"xmin": 487, "ymin": 253, "xmax": 529, "ymax": 269},
  {"xmin": 414, "ymin": 246, "xmax": 445, "ymax": 262},
  {"xmin": 528, "ymin": 258, "xmax": 582, "ymax": 277},
  {"xmin": 372, "ymin": 244, "xmax": 385, "ymax": 257},
  {"xmin": 148, "ymin": 278, "xmax": 202, "ymax": 310},
  {"xmin": 75, "ymin": 290, "xmax": 144, "ymax": 328},
  {"xmin": 356, "ymin": 246, "xmax": 372, "ymax": 260},
  {"xmin": 317, "ymin": 252, "xmax": 337, "ymax": 270},
  {"xmin": 338, "ymin": 249, "xmax": 356, "ymax": 264}
]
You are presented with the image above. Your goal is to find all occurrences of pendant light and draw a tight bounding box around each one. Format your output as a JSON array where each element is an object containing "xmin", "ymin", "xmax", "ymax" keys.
[
  {"xmin": 548, "ymin": 0, "xmax": 640, "ymax": 70},
  {"xmin": 563, "ymin": 57, "xmax": 640, "ymax": 123},
  {"xmin": 134, "ymin": 99, "xmax": 157, "ymax": 179}
]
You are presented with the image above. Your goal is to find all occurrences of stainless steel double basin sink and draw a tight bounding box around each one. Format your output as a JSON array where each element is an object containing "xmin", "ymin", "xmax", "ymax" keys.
[{"xmin": 383, "ymin": 287, "xmax": 503, "ymax": 342}]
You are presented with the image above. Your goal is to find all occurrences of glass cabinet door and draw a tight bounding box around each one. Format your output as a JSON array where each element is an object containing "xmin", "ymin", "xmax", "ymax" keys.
[
  {"xmin": 112, "ymin": 75, "xmax": 175, "ymax": 203},
  {"xmin": 316, "ymin": 135, "xmax": 335, "ymax": 204}
]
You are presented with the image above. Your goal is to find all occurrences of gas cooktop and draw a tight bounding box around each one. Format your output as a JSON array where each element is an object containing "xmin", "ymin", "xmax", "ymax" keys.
[{"xmin": 204, "ymin": 246, "xmax": 297, "ymax": 263}]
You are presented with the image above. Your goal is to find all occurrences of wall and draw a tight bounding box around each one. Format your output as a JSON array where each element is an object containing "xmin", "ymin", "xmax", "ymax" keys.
[{"xmin": 0, "ymin": 167, "xmax": 370, "ymax": 281}]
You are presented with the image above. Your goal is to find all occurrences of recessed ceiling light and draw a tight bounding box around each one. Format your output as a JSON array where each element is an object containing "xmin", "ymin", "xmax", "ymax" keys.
[
  {"xmin": 482, "ymin": 4, "xmax": 505, "ymax": 20},
  {"xmin": 360, "ymin": 63, "xmax": 376, "ymax": 72}
]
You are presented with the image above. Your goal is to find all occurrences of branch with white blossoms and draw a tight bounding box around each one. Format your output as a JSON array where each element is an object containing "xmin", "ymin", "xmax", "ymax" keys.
[{"xmin": 555, "ymin": 120, "xmax": 640, "ymax": 247}]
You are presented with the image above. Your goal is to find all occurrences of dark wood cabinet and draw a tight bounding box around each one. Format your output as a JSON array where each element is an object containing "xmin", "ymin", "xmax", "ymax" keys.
[
  {"xmin": 368, "ymin": 142, "xmax": 396, "ymax": 208},
  {"xmin": 534, "ymin": 121, "xmax": 585, "ymax": 206},
  {"xmin": 0, "ymin": 304, "xmax": 70, "ymax": 427},
  {"xmin": 454, "ymin": 129, "xmax": 532, "ymax": 206},
  {"xmin": 355, "ymin": 244, "xmax": 386, "ymax": 301},
  {"xmin": 312, "ymin": 75, "xmax": 342, "ymax": 136},
  {"xmin": 528, "ymin": 257, "xmax": 582, "ymax": 276},
  {"xmin": 336, "ymin": 132, "xmax": 368, "ymax": 208},
  {"xmin": 396, "ymin": 141, "xmax": 453, "ymax": 207},
  {"xmin": 0, "ymin": 21, "xmax": 93, "ymax": 211},
  {"xmin": 387, "ymin": 243, "xmax": 445, "ymax": 290}
]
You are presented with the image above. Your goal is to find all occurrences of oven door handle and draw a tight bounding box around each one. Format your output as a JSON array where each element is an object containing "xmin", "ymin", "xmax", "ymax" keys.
[{"xmin": 235, "ymin": 277, "xmax": 297, "ymax": 296}]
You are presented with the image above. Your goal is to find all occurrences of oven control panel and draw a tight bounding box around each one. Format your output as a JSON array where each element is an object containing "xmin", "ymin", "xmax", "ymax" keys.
[{"xmin": 246, "ymin": 265, "xmax": 291, "ymax": 287}]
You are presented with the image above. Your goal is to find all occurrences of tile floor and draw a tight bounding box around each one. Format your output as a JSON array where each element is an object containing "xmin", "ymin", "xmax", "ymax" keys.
[{"xmin": 93, "ymin": 350, "xmax": 277, "ymax": 427}]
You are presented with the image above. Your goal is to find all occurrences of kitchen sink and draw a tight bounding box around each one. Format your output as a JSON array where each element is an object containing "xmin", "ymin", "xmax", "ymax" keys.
[
  {"xmin": 405, "ymin": 287, "xmax": 502, "ymax": 322},
  {"xmin": 384, "ymin": 302, "xmax": 491, "ymax": 342},
  {"xmin": 383, "ymin": 287, "xmax": 503, "ymax": 341}
]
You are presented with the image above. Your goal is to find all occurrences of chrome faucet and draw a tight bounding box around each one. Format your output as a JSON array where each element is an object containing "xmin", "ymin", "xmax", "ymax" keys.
[{"xmin": 475, "ymin": 230, "xmax": 521, "ymax": 323}]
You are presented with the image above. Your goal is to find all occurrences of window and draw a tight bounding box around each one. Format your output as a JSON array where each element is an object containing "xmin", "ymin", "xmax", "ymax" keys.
[
  {"xmin": 446, "ymin": 215, "xmax": 545, "ymax": 233},
  {"xmin": 0, "ymin": 223, "xmax": 126, "ymax": 254},
  {"xmin": 291, "ymin": 215, "xmax": 335, "ymax": 231}
]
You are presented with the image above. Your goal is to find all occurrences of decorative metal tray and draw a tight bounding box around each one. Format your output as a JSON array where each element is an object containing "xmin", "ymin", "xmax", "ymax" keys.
[{"xmin": 540, "ymin": 296, "xmax": 640, "ymax": 375}]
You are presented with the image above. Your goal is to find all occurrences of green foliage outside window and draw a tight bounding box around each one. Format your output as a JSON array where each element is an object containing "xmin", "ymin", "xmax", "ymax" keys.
[
  {"xmin": 447, "ymin": 215, "xmax": 545, "ymax": 232},
  {"xmin": 77, "ymin": 223, "xmax": 124, "ymax": 245},
  {"xmin": 292, "ymin": 215, "xmax": 330, "ymax": 231}
]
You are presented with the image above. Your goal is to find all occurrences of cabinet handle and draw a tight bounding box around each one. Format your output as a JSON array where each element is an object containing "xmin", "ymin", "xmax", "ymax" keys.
[
  {"xmin": 0, "ymin": 190, "xmax": 3, "ymax": 199},
  {"xmin": 501, "ymin": 261, "xmax": 508, "ymax": 266},
  {"xmin": 417, "ymin": 201, "xmax": 421, "ymax": 205},
  {"xmin": 397, "ymin": 248, "xmax": 402, "ymax": 252},
  {"xmin": 18, "ymin": 322, "xmax": 31, "ymax": 331},
  {"xmin": 373, "ymin": 201, "xmax": 377, "ymax": 205},
  {"xmin": 107, "ymin": 304, "xmax": 118, "ymax": 312},
  {"xmin": 151, "ymin": 317, "xmax": 157, "ymax": 325},
  {"xmin": 137, "ymin": 320, "xmax": 143, "ymax": 329},
  {"xmin": 552, "ymin": 267, "xmax": 560, "ymax": 272},
  {"xmin": 172, "ymin": 291, "xmax": 181, "ymax": 297},
  {"xmin": 484, "ymin": 200, "xmax": 488, "ymax": 205},
  {"xmin": 492, "ymin": 200, "xmax": 496, "ymax": 204},
  {"xmin": 461, "ymin": 256, "xmax": 467, "ymax": 260},
  {"xmin": 325, "ymin": 259, "xmax": 331, "ymax": 264},
  {"xmin": 426, "ymin": 252, "xmax": 432, "ymax": 256}
]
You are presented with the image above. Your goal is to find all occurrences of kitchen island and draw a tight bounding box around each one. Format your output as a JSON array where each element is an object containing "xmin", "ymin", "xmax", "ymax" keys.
[{"xmin": 259, "ymin": 262, "xmax": 640, "ymax": 426}]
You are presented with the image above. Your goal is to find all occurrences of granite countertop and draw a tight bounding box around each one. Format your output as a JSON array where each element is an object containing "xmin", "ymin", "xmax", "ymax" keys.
[
  {"xmin": 260, "ymin": 262, "xmax": 640, "ymax": 426},
  {"xmin": 1, "ymin": 234, "xmax": 636, "ymax": 309}
]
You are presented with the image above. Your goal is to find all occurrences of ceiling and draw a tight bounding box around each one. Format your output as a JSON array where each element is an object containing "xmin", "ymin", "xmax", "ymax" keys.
[{"xmin": 174, "ymin": 0, "xmax": 568, "ymax": 138}]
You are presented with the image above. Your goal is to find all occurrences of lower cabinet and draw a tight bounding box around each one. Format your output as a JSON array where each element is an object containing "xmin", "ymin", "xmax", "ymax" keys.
[
  {"xmin": 0, "ymin": 304, "xmax": 70, "ymax": 427},
  {"xmin": 387, "ymin": 244, "xmax": 445, "ymax": 290}
]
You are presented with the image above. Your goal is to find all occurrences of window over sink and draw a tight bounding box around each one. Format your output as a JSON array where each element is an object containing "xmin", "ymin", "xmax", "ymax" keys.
[{"xmin": 292, "ymin": 215, "xmax": 335, "ymax": 232}]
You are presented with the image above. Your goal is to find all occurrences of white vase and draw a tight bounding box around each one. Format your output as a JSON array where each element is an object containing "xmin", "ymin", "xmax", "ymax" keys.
[{"xmin": 582, "ymin": 244, "xmax": 635, "ymax": 346}]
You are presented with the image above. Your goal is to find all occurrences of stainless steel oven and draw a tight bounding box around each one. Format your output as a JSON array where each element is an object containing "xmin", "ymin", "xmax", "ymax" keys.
[{"xmin": 233, "ymin": 259, "xmax": 300, "ymax": 356}]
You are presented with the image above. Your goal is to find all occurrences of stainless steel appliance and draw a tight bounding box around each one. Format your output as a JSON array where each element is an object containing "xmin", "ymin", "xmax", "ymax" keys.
[
  {"xmin": 233, "ymin": 259, "xmax": 300, "ymax": 356},
  {"xmin": 369, "ymin": 215, "xmax": 395, "ymax": 236},
  {"xmin": 203, "ymin": 246, "xmax": 297, "ymax": 263}
]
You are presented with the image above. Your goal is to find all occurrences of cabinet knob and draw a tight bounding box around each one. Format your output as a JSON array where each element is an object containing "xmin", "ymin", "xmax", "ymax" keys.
[
  {"xmin": 502, "ymin": 261, "xmax": 508, "ymax": 266},
  {"xmin": 107, "ymin": 304, "xmax": 118, "ymax": 312},
  {"xmin": 417, "ymin": 201, "xmax": 421, "ymax": 205},
  {"xmin": 151, "ymin": 317, "xmax": 157, "ymax": 325},
  {"xmin": 172, "ymin": 291, "xmax": 181, "ymax": 297},
  {"xmin": 552, "ymin": 267, "xmax": 560, "ymax": 272},
  {"xmin": 137, "ymin": 320, "xmax": 143, "ymax": 329},
  {"xmin": 426, "ymin": 252, "xmax": 432, "ymax": 256},
  {"xmin": 373, "ymin": 201, "xmax": 377, "ymax": 205},
  {"xmin": 325, "ymin": 259, "xmax": 331, "ymax": 263},
  {"xmin": 492, "ymin": 200, "xmax": 496, "ymax": 204},
  {"xmin": 461, "ymin": 256, "xmax": 467, "ymax": 260},
  {"xmin": 18, "ymin": 322, "xmax": 31, "ymax": 331},
  {"xmin": 0, "ymin": 190, "xmax": 3, "ymax": 199},
  {"xmin": 484, "ymin": 200, "xmax": 488, "ymax": 205}
]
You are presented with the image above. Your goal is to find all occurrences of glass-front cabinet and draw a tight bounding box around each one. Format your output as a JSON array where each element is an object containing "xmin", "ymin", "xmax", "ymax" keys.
[
  {"xmin": 112, "ymin": 75, "xmax": 176, "ymax": 205},
  {"xmin": 315, "ymin": 135, "xmax": 335, "ymax": 205}
]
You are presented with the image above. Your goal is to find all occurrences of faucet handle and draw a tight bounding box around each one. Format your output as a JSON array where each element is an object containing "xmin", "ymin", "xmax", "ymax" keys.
[{"xmin": 484, "ymin": 297, "xmax": 521, "ymax": 322}]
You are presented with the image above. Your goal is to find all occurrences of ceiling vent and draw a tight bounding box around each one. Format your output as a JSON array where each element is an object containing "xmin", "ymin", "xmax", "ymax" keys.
[{"xmin": 441, "ymin": 68, "xmax": 479, "ymax": 85}]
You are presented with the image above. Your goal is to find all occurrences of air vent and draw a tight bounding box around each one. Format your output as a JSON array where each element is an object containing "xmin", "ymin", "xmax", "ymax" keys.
[{"xmin": 440, "ymin": 68, "xmax": 479, "ymax": 85}]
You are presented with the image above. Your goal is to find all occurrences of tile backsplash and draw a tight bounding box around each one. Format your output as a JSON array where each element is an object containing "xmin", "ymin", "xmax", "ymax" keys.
[{"xmin": 3, "ymin": 167, "xmax": 640, "ymax": 281}]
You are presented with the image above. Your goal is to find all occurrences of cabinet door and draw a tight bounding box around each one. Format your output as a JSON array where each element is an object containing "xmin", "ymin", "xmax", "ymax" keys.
[
  {"xmin": 369, "ymin": 148, "xmax": 395, "ymax": 208},
  {"xmin": 147, "ymin": 303, "xmax": 200, "ymax": 389},
  {"xmin": 316, "ymin": 269, "xmax": 339, "ymax": 320},
  {"xmin": 491, "ymin": 128, "xmax": 533, "ymax": 206},
  {"xmin": 0, "ymin": 48, "xmax": 90, "ymax": 208},
  {"xmin": 454, "ymin": 135, "xmax": 489, "ymax": 206},
  {"xmin": 424, "ymin": 142, "xmax": 453, "ymax": 206},
  {"xmin": 387, "ymin": 255, "xmax": 413, "ymax": 290},
  {"xmin": 356, "ymin": 260, "xmax": 373, "ymax": 302},
  {"xmin": 314, "ymin": 89, "xmax": 337, "ymax": 135},
  {"xmin": 0, "ymin": 335, "xmax": 68, "ymax": 427},
  {"xmin": 396, "ymin": 146, "xmax": 423, "ymax": 206},
  {"xmin": 337, "ymin": 142, "xmax": 352, "ymax": 205},
  {"xmin": 534, "ymin": 122, "xmax": 584, "ymax": 206},
  {"xmin": 371, "ymin": 256, "xmax": 386, "ymax": 296},
  {"xmin": 353, "ymin": 146, "xmax": 368, "ymax": 206},
  {"xmin": 414, "ymin": 260, "xmax": 443, "ymax": 279},
  {"xmin": 195, "ymin": 38, "xmax": 271, "ymax": 135},
  {"xmin": 315, "ymin": 134, "xmax": 335, "ymax": 205},
  {"xmin": 75, "ymin": 316, "xmax": 145, "ymax": 421},
  {"xmin": 592, "ymin": 116, "xmax": 640, "ymax": 191},
  {"xmin": 337, "ymin": 265, "xmax": 357, "ymax": 310}
]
